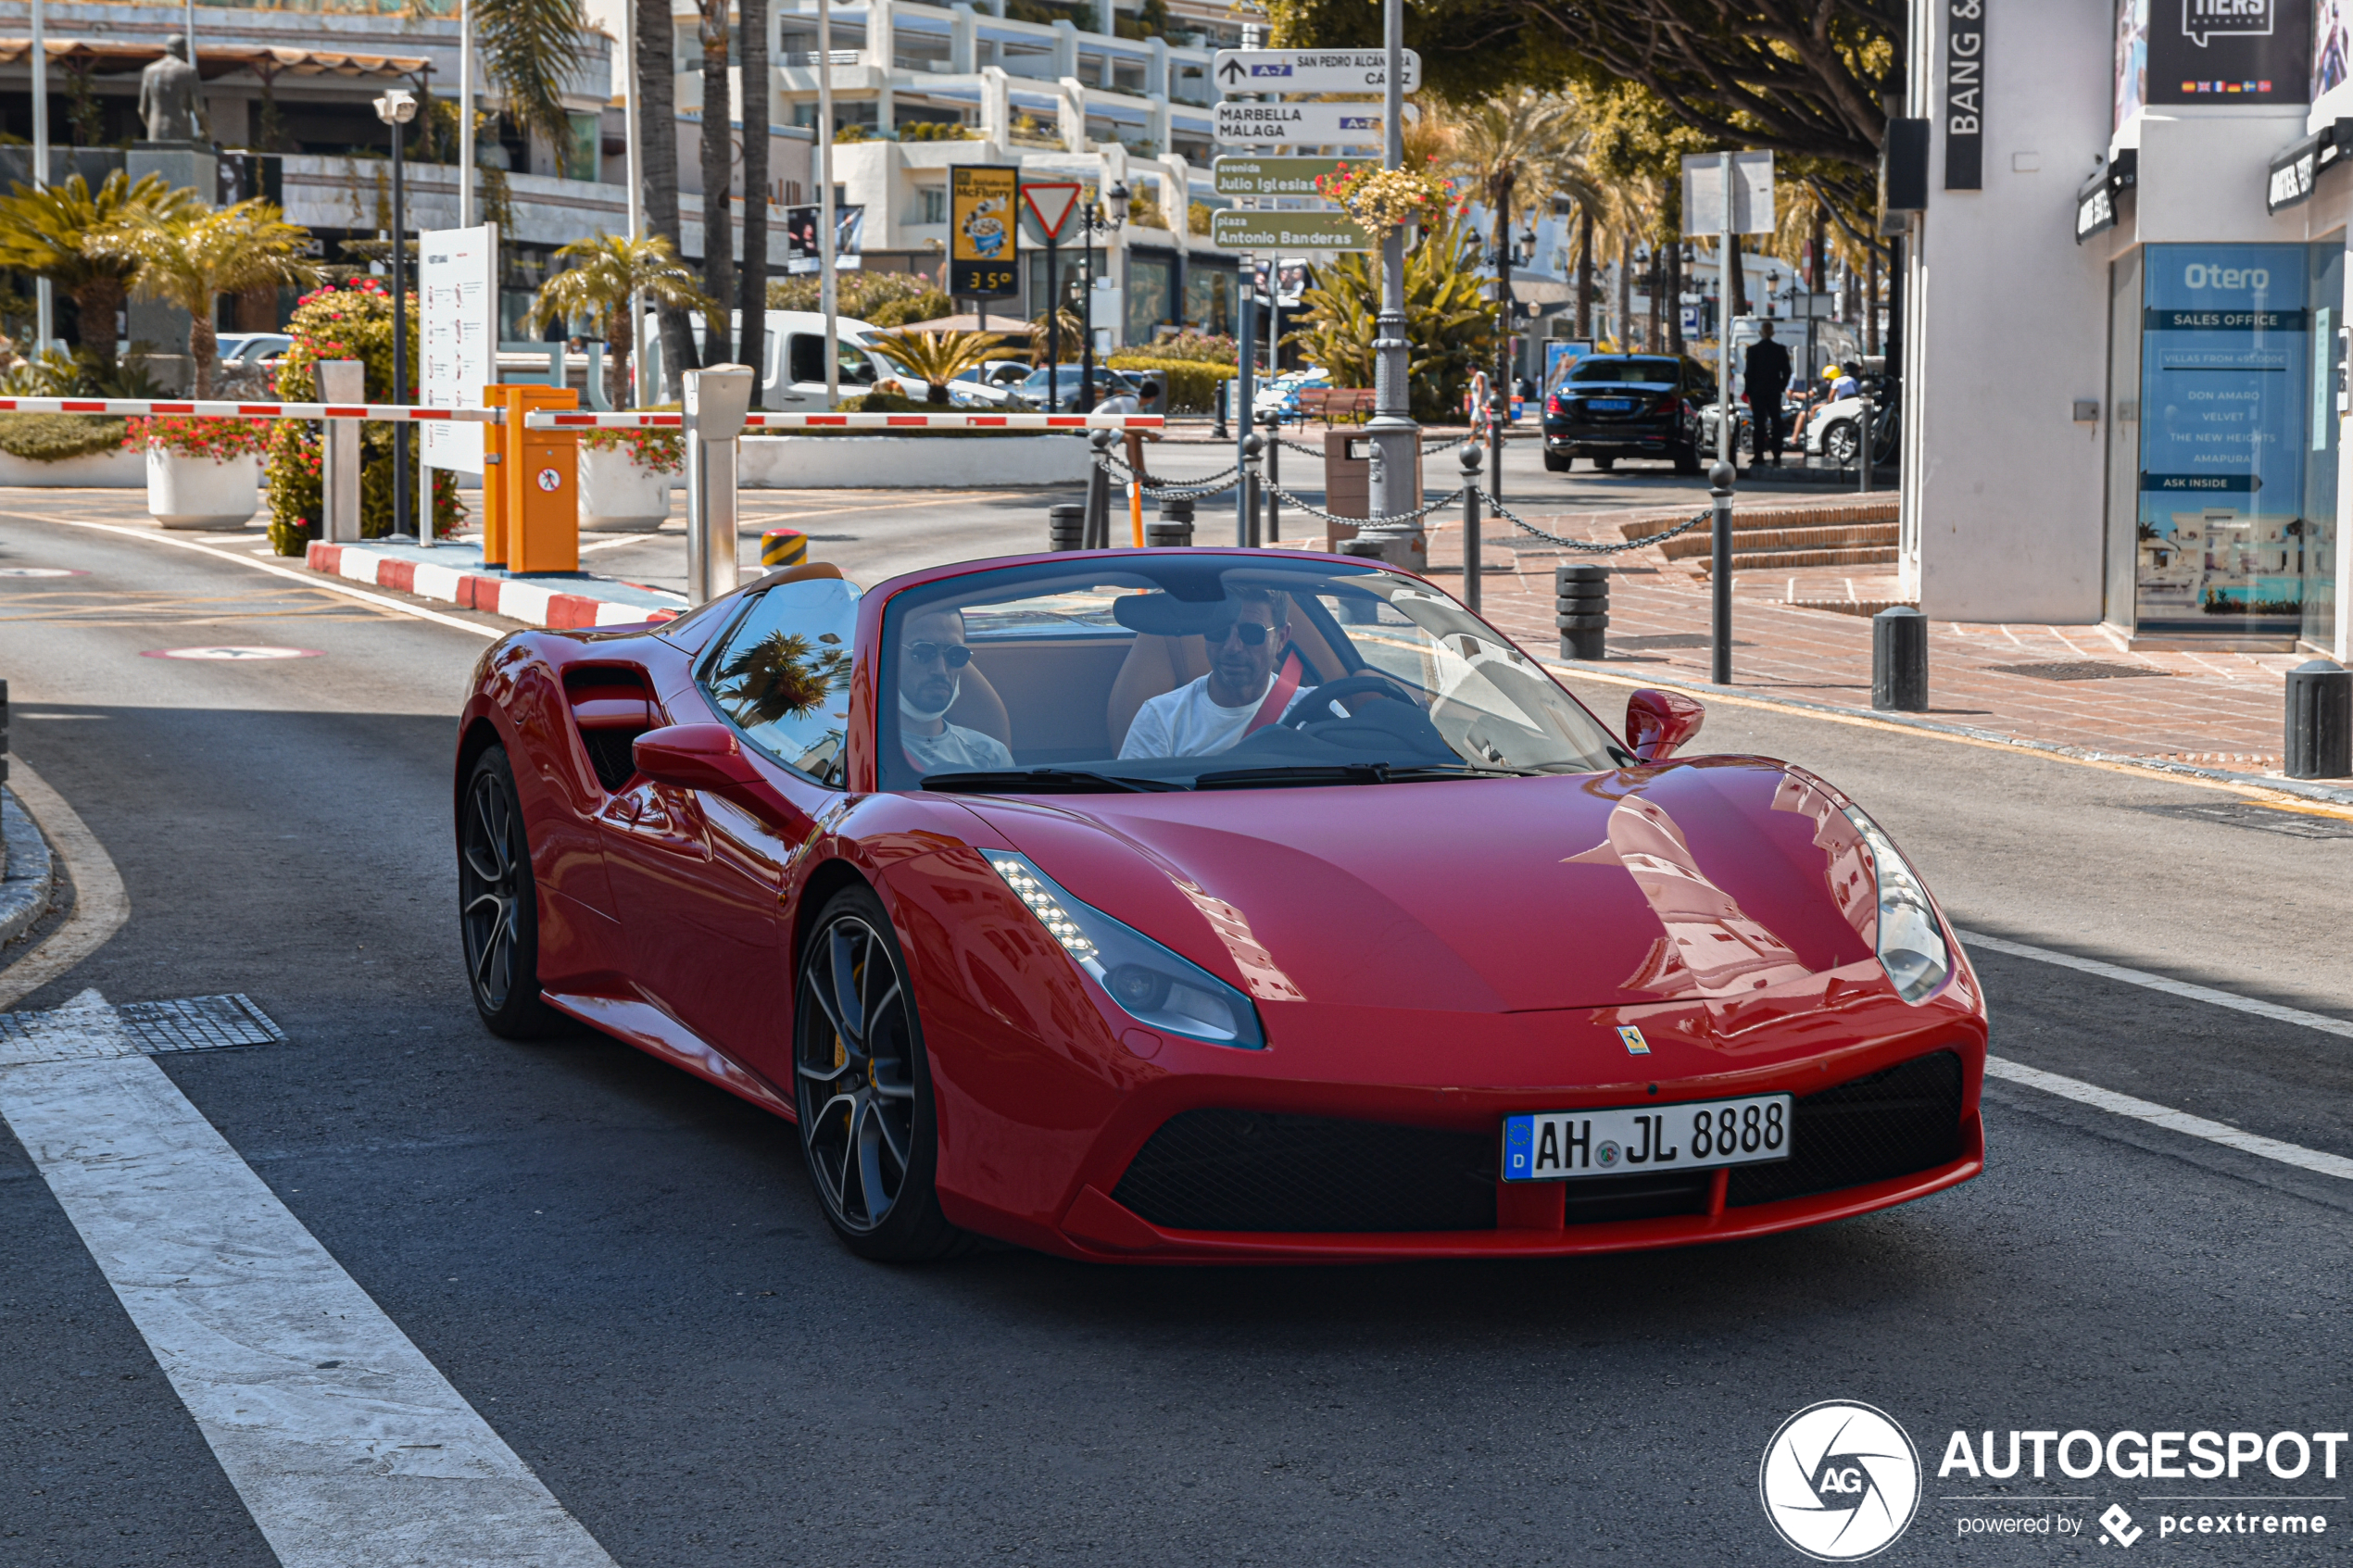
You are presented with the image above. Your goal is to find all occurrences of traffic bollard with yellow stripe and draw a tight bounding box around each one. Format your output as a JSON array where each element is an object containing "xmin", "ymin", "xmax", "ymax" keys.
[
  {"xmin": 489, "ymin": 383, "xmax": 583, "ymax": 574},
  {"xmin": 760, "ymin": 528, "xmax": 807, "ymax": 568}
]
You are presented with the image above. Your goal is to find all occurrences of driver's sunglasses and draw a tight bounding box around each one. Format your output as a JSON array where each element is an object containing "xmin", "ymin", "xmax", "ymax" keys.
[
  {"xmin": 1206, "ymin": 621, "xmax": 1273, "ymax": 647},
  {"xmin": 905, "ymin": 640, "xmax": 974, "ymax": 669}
]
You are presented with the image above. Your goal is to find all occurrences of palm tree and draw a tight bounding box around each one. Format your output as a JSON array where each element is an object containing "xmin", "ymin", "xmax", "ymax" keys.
[
  {"xmin": 736, "ymin": 0, "xmax": 771, "ymax": 376},
  {"xmin": 1432, "ymin": 89, "xmax": 1588, "ymax": 403},
  {"xmin": 0, "ymin": 172, "xmax": 199, "ymax": 374},
  {"xmin": 528, "ymin": 232, "xmax": 717, "ymax": 408},
  {"xmin": 870, "ymin": 330, "xmax": 1009, "ymax": 404},
  {"xmin": 473, "ymin": 0, "xmax": 588, "ymax": 171},
  {"xmin": 635, "ymin": 0, "xmax": 697, "ymax": 391},
  {"xmin": 90, "ymin": 202, "xmax": 323, "ymax": 397}
]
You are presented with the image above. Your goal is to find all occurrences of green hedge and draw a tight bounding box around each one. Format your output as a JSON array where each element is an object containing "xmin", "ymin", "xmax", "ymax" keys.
[
  {"xmin": 1106, "ymin": 356, "xmax": 1237, "ymax": 414},
  {"xmin": 0, "ymin": 413, "xmax": 129, "ymax": 462}
]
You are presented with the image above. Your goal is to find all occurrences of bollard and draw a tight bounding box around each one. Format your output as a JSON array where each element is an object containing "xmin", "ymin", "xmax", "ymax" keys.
[
  {"xmin": 684, "ymin": 364, "xmax": 756, "ymax": 605},
  {"xmin": 1146, "ymin": 495, "xmax": 1195, "ymax": 548},
  {"xmin": 1241, "ymin": 433, "xmax": 1265, "ymax": 547},
  {"xmin": 1871, "ymin": 605, "xmax": 1929, "ymax": 711},
  {"xmin": 1555, "ymin": 564, "xmax": 1608, "ymax": 661},
  {"xmin": 1084, "ymin": 430, "xmax": 1114, "ymax": 548},
  {"xmin": 1710, "ymin": 461, "xmax": 1735, "ymax": 684},
  {"xmin": 318, "ymin": 359, "xmax": 365, "ymax": 546},
  {"xmin": 1458, "ymin": 443, "xmax": 1484, "ymax": 615},
  {"xmin": 1049, "ymin": 504, "xmax": 1086, "ymax": 551},
  {"xmin": 2284, "ymin": 659, "xmax": 2353, "ymax": 779},
  {"xmin": 760, "ymin": 528, "xmax": 808, "ymax": 569},
  {"xmin": 1261, "ymin": 411, "xmax": 1282, "ymax": 542}
]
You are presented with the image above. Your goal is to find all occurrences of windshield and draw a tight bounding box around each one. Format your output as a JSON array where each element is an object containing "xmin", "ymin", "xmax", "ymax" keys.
[
  {"xmin": 1568, "ymin": 357, "xmax": 1680, "ymax": 385},
  {"xmin": 877, "ymin": 557, "xmax": 1632, "ymax": 794}
]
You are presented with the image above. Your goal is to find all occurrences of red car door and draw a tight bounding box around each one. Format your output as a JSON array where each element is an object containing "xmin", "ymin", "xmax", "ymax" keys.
[{"xmin": 598, "ymin": 578, "xmax": 858, "ymax": 1085}]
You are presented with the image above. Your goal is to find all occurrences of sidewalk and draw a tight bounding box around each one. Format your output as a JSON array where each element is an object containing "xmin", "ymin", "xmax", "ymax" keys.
[
  {"xmin": 1415, "ymin": 495, "xmax": 2335, "ymax": 795},
  {"xmin": 305, "ymin": 540, "xmax": 685, "ymax": 629}
]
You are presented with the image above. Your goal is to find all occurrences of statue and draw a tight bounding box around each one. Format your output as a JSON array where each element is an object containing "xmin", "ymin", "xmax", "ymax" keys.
[{"xmin": 138, "ymin": 36, "xmax": 203, "ymax": 144}]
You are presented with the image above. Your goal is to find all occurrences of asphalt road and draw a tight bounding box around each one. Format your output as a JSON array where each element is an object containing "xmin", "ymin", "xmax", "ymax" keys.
[{"xmin": 0, "ymin": 502, "xmax": 2347, "ymax": 1566}]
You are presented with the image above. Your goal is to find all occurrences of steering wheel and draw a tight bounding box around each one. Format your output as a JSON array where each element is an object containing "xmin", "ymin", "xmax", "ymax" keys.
[{"xmin": 1279, "ymin": 673, "xmax": 1416, "ymax": 728}]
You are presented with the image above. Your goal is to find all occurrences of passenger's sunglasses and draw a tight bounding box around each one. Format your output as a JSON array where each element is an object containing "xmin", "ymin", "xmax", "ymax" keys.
[
  {"xmin": 905, "ymin": 641, "xmax": 974, "ymax": 669},
  {"xmin": 1206, "ymin": 621, "xmax": 1273, "ymax": 647}
]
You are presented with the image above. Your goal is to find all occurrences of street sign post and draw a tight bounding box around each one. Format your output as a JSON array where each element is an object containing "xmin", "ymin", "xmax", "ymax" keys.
[
  {"xmin": 1212, "ymin": 48, "xmax": 1419, "ymax": 94},
  {"xmin": 1021, "ymin": 180, "xmax": 1085, "ymax": 409},
  {"xmin": 1209, "ymin": 210, "xmax": 1365, "ymax": 251},
  {"xmin": 1214, "ymin": 102, "xmax": 1397, "ymax": 146},
  {"xmin": 1212, "ymin": 156, "xmax": 1346, "ymax": 197}
]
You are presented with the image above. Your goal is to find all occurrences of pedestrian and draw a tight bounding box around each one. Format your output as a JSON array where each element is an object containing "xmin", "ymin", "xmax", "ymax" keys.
[
  {"xmin": 1743, "ymin": 320, "xmax": 1793, "ymax": 469},
  {"xmin": 1094, "ymin": 379, "xmax": 1142, "ymax": 416}
]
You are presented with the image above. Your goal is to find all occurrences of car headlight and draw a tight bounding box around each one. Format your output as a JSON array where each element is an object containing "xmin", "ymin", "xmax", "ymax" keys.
[
  {"xmin": 1841, "ymin": 806, "xmax": 1952, "ymax": 1003},
  {"xmin": 986, "ymin": 852, "xmax": 1265, "ymax": 1048}
]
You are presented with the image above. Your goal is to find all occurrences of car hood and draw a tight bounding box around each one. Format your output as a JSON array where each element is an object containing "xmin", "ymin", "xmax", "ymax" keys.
[{"xmin": 952, "ymin": 759, "xmax": 1882, "ymax": 1015}]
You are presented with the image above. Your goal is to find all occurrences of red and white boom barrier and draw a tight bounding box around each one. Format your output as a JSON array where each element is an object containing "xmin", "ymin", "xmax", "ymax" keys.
[
  {"xmin": 0, "ymin": 396, "xmax": 502, "ymax": 422},
  {"xmin": 522, "ymin": 409, "xmax": 1167, "ymax": 431}
]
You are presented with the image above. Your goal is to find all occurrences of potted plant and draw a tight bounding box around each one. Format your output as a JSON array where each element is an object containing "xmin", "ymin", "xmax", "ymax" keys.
[
  {"xmin": 129, "ymin": 415, "xmax": 271, "ymax": 530},
  {"xmin": 578, "ymin": 424, "xmax": 682, "ymax": 531}
]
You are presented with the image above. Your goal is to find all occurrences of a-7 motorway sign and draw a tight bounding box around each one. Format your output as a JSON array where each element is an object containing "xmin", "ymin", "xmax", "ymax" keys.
[{"xmin": 1213, "ymin": 49, "xmax": 1421, "ymax": 95}]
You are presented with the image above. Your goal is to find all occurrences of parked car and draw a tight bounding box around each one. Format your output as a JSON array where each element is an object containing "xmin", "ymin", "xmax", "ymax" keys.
[
  {"xmin": 1012, "ymin": 364, "xmax": 1141, "ymax": 410},
  {"xmin": 638, "ymin": 309, "xmax": 895, "ymax": 407},
  {"xmin": 1253, "ymin": 367, "xmax": 1331, "ymax": 423},
  {"xmin": 1541, "ymin": 354, "xmax": 1714, "ymax": 475},
  {"xmin": 940, "ymin": 358, "xmax": 1038, "ymax": 408},
  {"xmin": 1803, "ymin": 378, "xmax": 1894, "ymax": 467}
]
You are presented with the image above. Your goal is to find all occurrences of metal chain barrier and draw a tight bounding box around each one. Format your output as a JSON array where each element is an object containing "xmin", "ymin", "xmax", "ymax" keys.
[
  {"xmin": 1264, "ymin": 479, "xmax": 1467, "ymax": 529},
  {"xmin": 1478, "ymin": 489, "xmax": 1713, "ymax": 554},
  {"xmin": 1093, "ymin": 452, "xmax": 1241, "ymax": 499}
]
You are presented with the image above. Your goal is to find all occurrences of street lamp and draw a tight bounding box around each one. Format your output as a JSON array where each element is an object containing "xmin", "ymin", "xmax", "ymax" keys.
[
  {"xmin": 1074, "ymin": 179, "xmax": 1128, "ymax": 413},
  {"xmin": 374, "ymin": 86, "xmax": 418, "ymax": 540}
]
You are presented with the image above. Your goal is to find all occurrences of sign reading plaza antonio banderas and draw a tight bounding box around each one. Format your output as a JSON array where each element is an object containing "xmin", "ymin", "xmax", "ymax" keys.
[
  {"xmin": 1207, "ymin": 209, "xmax": 1365, "ymax": 251},
  {"xmin": 949, "ymin": 167, "xmax": 1018, "ymax": 297}
]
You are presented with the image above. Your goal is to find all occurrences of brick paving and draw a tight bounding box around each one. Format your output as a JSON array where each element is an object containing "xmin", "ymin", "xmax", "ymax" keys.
[{"xmin": 1408, "ymin": 495, "xmax": 2311, "ymax": 777}]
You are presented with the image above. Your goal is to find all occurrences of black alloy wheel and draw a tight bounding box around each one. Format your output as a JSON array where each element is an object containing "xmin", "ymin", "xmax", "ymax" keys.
[
  {"xmin": 1822, "ymin": 419, "xmax": 1860, "ymax": 467},
  {"xmin": 792, "ymin": 884, "xmax": 965, "ymax": 1261},
  {"xmin": 459, "ymin": 746, "xmax": 562, "ymax": 1037}
]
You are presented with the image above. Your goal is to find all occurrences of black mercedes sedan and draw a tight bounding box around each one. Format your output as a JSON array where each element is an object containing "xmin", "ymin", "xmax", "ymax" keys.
[{"xmin": 1541, "ymin": 354, "xmax": 1715, "ymax": 475}]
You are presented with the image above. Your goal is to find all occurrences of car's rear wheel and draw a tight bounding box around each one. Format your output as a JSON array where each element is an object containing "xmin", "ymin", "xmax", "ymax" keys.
[
  {"xmin": 1823, "ymin": 419, "xmax": 1859, "ymax": 466},
  {"xmin": 793, "ymin": 884, "xmax": 966, "ymax": 1261},
  {"xmin": 1672, "ymin": 441, "xmax": 1704, "ymax": 476},
  {"xmin": 1542, "ymin": 450, "xmax": 1570, "ymax": 472},
  {"xmin": 459, "ymin": 746, "xmax": 563, "ymax": 1038}
]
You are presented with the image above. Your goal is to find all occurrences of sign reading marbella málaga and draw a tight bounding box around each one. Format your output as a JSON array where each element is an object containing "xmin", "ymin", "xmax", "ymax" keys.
[{"xmin": 1214, "ymin": 101, "xmax": 1393, "ymax": 146}]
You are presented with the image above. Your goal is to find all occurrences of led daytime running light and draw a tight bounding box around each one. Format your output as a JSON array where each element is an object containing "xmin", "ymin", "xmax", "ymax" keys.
[{"xmin": 988, "ymin": 856, "xmax": 1098, "ymax": 961}]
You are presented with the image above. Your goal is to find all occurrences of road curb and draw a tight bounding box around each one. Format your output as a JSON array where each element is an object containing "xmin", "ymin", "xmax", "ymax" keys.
[
  {"xmin": 1540, "ymin": 656, "xmax": 2353, "ymax": 808},
  {"xmin": 0, "ymin": 786, "xmax": 56, "ymax": 948},
  {"xmin": 303, "ymin": 543, "xmax": 683, "ymax": 631}
]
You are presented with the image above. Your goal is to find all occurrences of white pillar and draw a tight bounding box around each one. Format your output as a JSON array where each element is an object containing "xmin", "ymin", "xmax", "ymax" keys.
[
  {"xmin": 1051, "ymin": 19, "xmax": 1078, "ymax": 80},
  {"xmin": 1058, "ymin": 76, "xmax": 1087, "ymax": 153},
  {"xmin": 980, "ymin": 65, "xmax": 1010, "ymax": 155},
  {"xmin": 950, "ymin": 4, "xmax": 976, "ymax": 75},
  {"xmin": 1146, "ymin": 36, "xmax": 1167, "ymax": 99}
]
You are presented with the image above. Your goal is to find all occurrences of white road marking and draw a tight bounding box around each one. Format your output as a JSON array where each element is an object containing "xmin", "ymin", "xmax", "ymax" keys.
[
  {"xmin": 0, "ymin": 990, "xmax": 617, "ymax": 1567},
  {"xmin": 0, "ymin": 759, "xmax": 131, "ymax": 1011},
  {"xmin": 141, "ymin": 645, "xmax": 323, "ymax": 660},
  {"xmin": 1955, "ymin": 928, "xmax": 2353, "ymax": 1042},
  {"xmin": 1985, "ymin": 1056, "xmax": 2353, "ymax": 1182}
]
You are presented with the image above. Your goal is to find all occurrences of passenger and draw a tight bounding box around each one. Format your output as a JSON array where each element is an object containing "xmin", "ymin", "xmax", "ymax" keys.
[
  {"xmin": 1120, "ymin": 588, "xmax": 1307, "ymax": 759},
  {"xmin": 897, "ymin": 608, "xmax": 1013, "ymax": 774}
]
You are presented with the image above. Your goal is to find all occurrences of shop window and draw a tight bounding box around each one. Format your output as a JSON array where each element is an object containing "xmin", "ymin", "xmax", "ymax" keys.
[
  {"xmin": 2305, "ymin": 241, "xmax": 2345, "ymax": 652},
  {"xmin": 2133, "ymin": 244, "xmax": 2312, "ymax": 637}
]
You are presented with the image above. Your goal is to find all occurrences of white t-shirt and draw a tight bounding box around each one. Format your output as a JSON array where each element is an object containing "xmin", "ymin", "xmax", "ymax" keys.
[
  {"xmin": 1120, "ymin": 672, "xmax": 1308, "ymax": 759},
  {"xmin": 903, "ymin": 722, "xmax": 1013, "ymax": 774}
]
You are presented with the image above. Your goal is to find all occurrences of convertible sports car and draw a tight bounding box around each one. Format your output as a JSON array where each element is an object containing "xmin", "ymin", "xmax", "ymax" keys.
[{"xmin": 455, "ymin": 548, "xmax": 1986, "ymax": 1263}]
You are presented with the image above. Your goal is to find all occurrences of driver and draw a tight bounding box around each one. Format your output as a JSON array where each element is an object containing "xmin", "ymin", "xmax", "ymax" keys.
[
  {"xmin": 1120, "ymin": 587, "xmax": 1308, "ymax": 759},
  {"xmin": 897, "ymin": 607, "xmax": 1013, "ymax": 774}
]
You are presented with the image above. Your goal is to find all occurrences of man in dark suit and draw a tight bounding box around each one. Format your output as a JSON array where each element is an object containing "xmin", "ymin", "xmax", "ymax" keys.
[{"xmin": 1743, "ymin": 320, "xmax": 1794, "ymax": 469}]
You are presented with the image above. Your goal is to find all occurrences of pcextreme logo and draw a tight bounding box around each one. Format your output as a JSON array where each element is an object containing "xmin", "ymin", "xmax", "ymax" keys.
[{"xmin": 1759, "ymin": 1401, "xmax": 1923, "ymax": 1561}]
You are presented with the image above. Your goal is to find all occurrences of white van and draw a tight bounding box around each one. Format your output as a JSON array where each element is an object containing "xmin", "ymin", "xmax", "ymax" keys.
[{"xmin": 638, "ymin": 309, "xmax": 908, "ymax": 407}]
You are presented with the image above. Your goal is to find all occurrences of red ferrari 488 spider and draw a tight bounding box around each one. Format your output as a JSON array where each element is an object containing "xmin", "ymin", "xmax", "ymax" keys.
[{"xmin": 455, "ymin": 548, "xmax": 1986, "ymax": 1263}]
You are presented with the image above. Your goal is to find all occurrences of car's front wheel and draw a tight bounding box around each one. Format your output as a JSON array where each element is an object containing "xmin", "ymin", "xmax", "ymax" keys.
[
  {"xmin": 793, "ymin": 884, "xmax": 966, "ymax": 1261},
  {"xmin": 459, "ymin": 746, "xmax": 563, "ymax": 1038}
]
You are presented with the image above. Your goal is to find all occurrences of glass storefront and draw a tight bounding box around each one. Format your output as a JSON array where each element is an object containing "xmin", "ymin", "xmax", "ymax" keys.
[
  {"xmin": 2129, "ymin": 243, "xmax": 2345, "ymax": 637},
  {"xmin": 2305, "ymin": 241, "xmax": 2346, "ymax": 648}
]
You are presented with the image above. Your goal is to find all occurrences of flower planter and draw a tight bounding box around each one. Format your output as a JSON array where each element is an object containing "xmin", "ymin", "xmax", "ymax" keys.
[
  {"xmin": 146, "ymin": 447, "xmax": 261, "ymax": 530},
  {"xmin": 578, "ymin": 445, "xmax": 673, "ymax": 532}
]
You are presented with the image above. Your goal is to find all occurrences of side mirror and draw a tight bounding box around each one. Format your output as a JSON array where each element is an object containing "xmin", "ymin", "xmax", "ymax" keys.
[
  {"xmin": 633, "ymin": 723, "xmax": 761, "ymax": 792},
  {"xmin": 1625, "ymin": 688, "xmax": 1705, "ymax": 763}
]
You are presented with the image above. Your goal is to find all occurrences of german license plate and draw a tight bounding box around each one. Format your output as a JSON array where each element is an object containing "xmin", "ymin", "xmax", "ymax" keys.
[
  {"xmin": 1501, "ymin": 1094, "xmax": 1793, "ymax": 1182},
  {"xmin": 1590, "ymin": 397, "xmax": 1631, "ymax": 411}
]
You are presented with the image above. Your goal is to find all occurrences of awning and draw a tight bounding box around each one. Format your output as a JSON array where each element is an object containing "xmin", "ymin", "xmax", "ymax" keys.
[
  {"xmin": 2267, "ymin": 119, "xmax": 2353, "ymax": 213},
  {"xmin": 2075, "ymin": 148, "xmax": 2136, "ymax": 245},
  {"xmin": 0, "ymin": 40, "xmax": 431, "ymax": 80}
]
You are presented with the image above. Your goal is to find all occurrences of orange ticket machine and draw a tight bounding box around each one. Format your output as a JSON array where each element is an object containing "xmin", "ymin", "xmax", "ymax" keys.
[{"xmin": 479, "ymin": 383, "xmax": 580, "ymax": 574}]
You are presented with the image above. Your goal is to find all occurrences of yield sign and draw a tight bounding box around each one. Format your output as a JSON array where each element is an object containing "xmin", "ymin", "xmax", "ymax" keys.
[{"xmin": 1021, "ymin": 181, "xmax": 1084, "ymax": 240}]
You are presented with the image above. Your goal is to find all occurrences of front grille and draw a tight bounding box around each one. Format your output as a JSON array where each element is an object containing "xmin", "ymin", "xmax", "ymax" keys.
[
  {"xmin": 1563, "ymin": 1170, "xmax": 1712, "ymax": 1223},
  {"xmin": 1727, "ymin": 1049, "xmax": 1965, "ymax": 1208},
  {"xmin": 1112, "ymin": 1110, "xmax": 1497, "ymax": 1234}
]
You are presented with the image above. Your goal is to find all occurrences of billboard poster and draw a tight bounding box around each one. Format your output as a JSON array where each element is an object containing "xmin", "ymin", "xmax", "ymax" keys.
[
  {"xmin": 2145, "ymin": 0, "xmax": 2311, "ymax": 107},
  {"xmin": 418, "ymin": 223, "xmax": 497, "ymax": 475},
  {"xmin": 2116, "ymin": 0, "xmax": 2149, "ymax": 130},
  {"xmin": 785, "ymin": 205, "xmax": 866, "ymax": 274},
  {"xmin": 949, "ymin": 167, "xmax": 1018, "ymax": 298},
  {"xmin": 2134, "ymin": 244, "xmax": 2311, "ymax": 635},
  {"xmin": 2318, "ymin": 0, "xmax": 2351, "ymax": 99}
]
